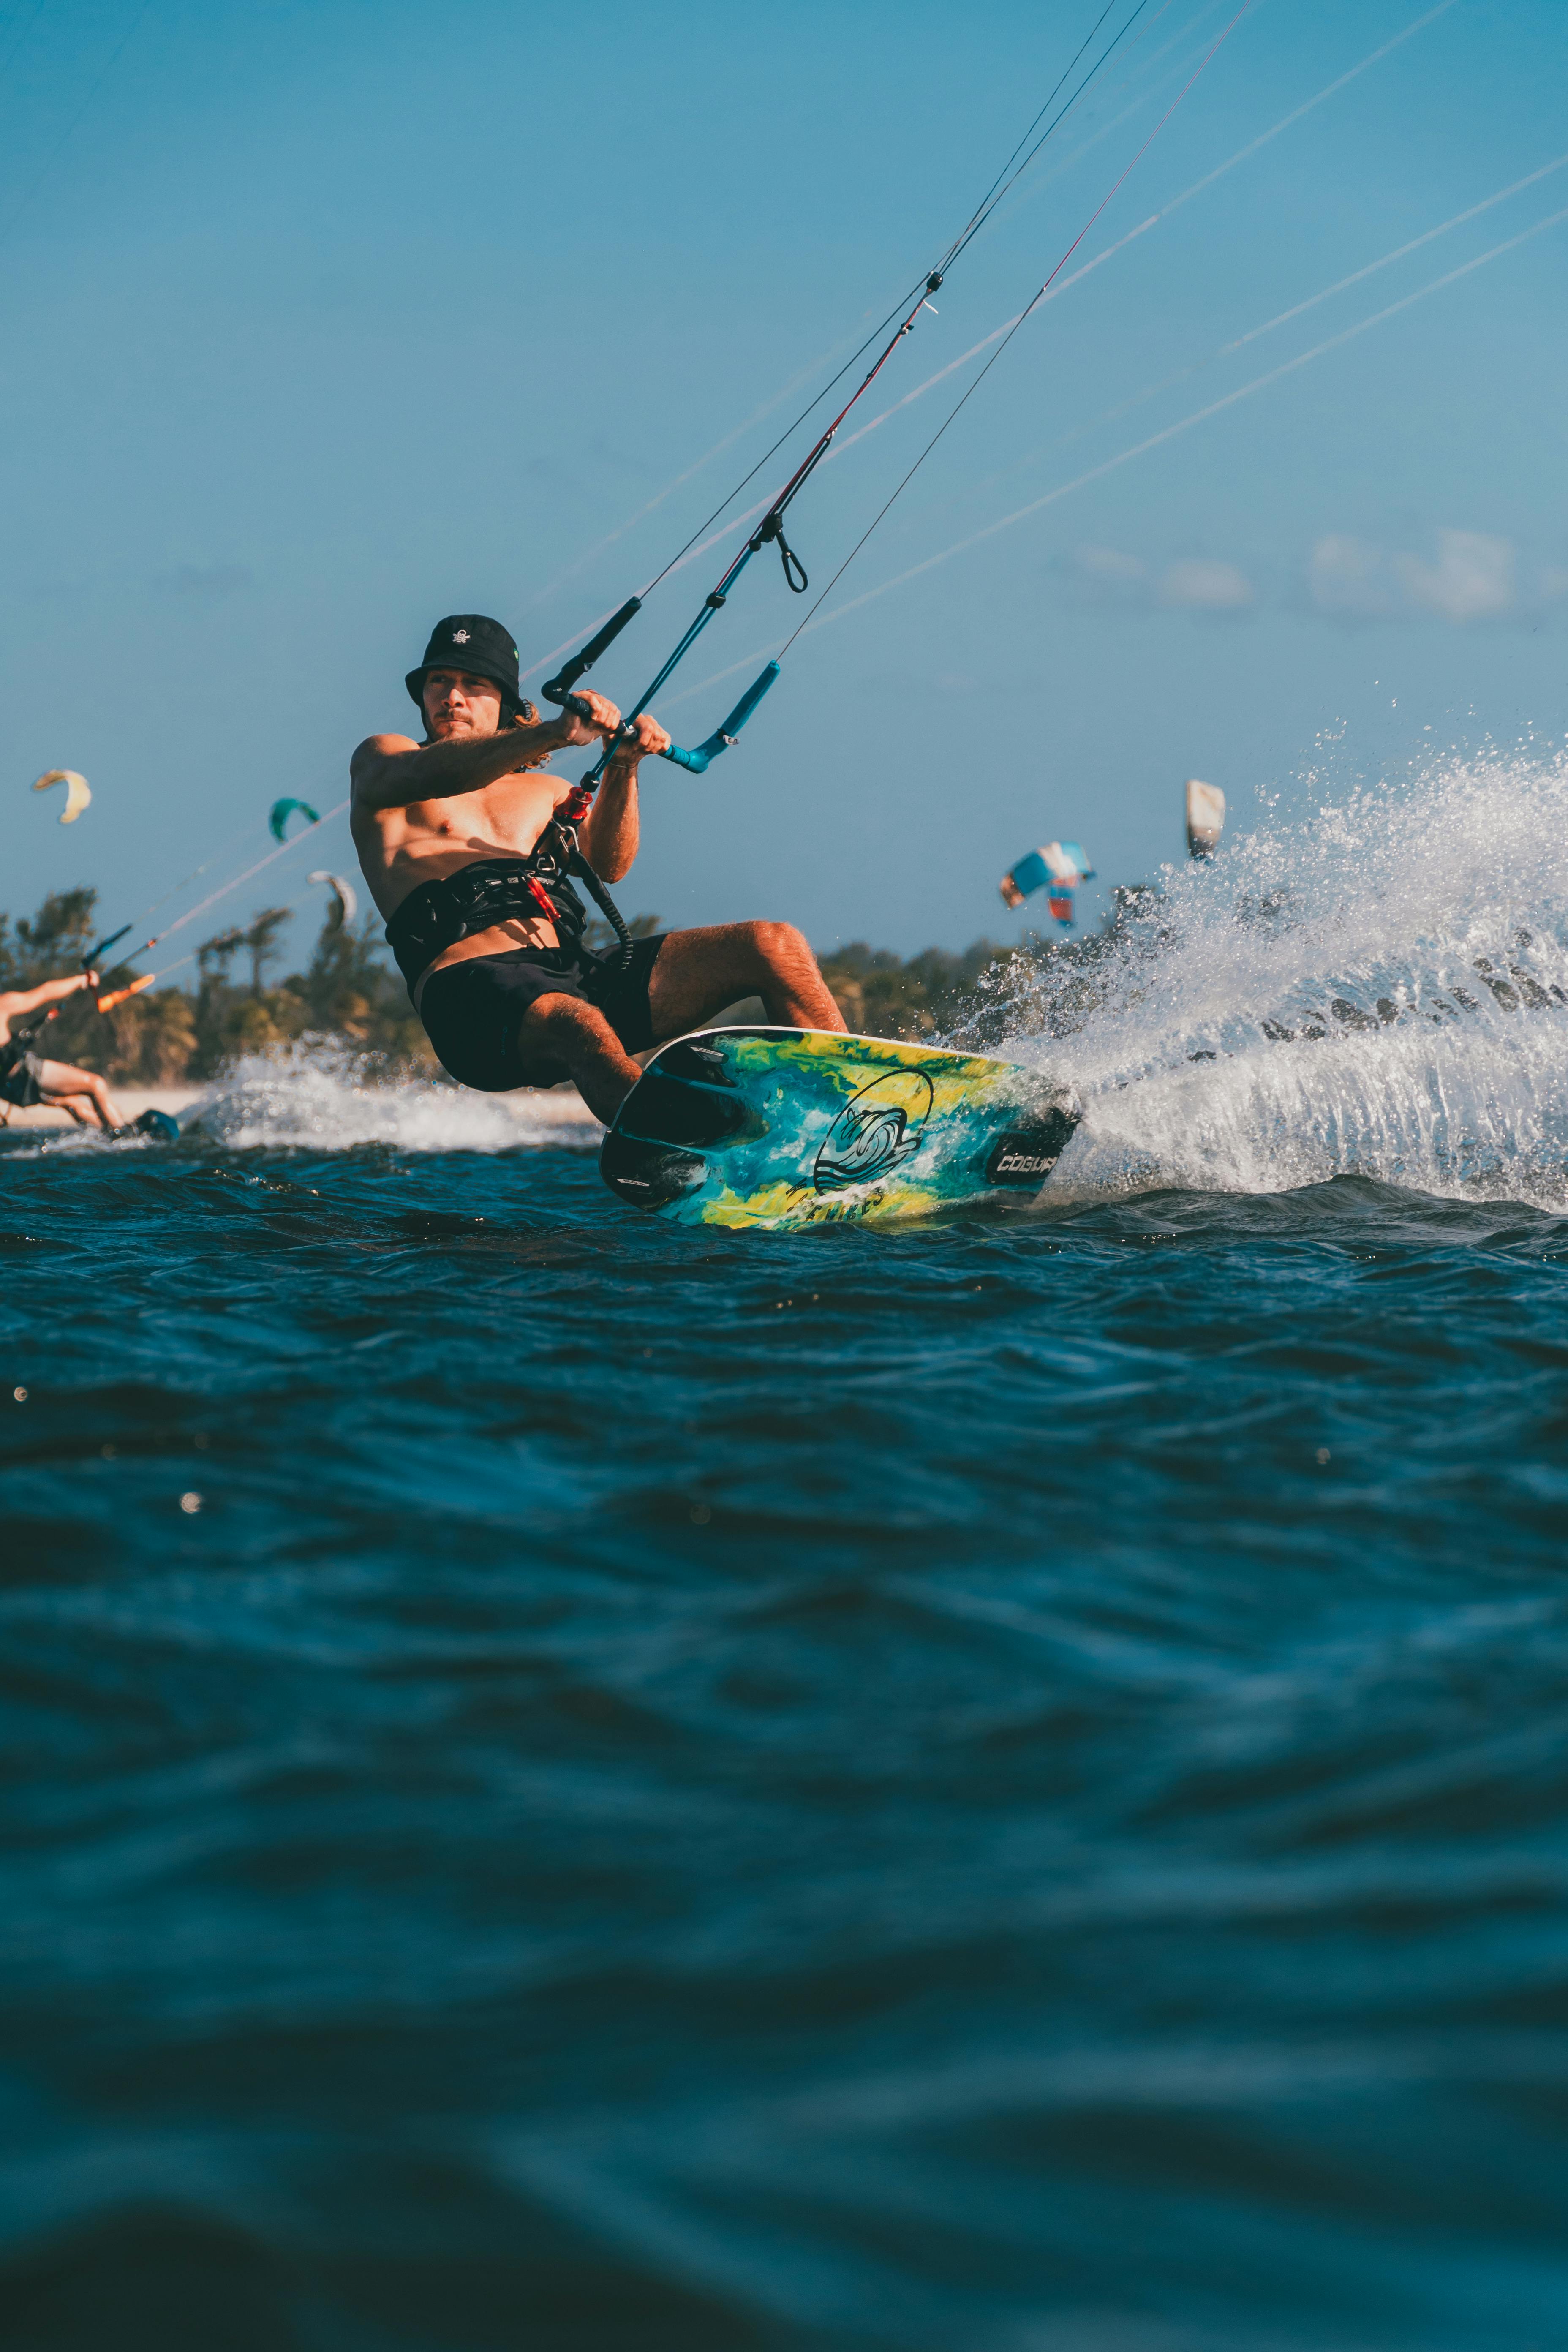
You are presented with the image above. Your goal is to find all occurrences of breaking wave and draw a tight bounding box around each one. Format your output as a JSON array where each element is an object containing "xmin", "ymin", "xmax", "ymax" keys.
[
  {"xmin": 184, "ymin": 1043, "xmax": 601, "ymax": 1153},
  {"xmin": 994, "ymin": 747, "xmax": 1568, "ymax": 1211}
]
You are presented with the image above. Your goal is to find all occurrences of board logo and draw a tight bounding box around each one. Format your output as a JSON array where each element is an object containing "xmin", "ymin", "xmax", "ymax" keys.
[
  {"xmin": 983, "ymin": 1111, "xmax": 1078, "ymax": 1190},
  {"xmin": 813, "ymin": 1070, "xmax": 934, "ymax": 1193}
]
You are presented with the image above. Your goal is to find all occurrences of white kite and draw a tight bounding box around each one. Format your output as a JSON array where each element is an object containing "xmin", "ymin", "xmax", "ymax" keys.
[
  {"xmin": 308, "ymin": 871, "xmax": 358, "ymax": 931},
  {"xmin": 32, "ymin": 769, "xmax": 91, "ymax": 825},
  {"xmin": 1185, "ymin": 780, "xmax": 1225, "ymax": 860}
]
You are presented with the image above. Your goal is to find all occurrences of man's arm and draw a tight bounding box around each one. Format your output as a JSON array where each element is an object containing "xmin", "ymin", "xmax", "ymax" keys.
[
  {"xmin": 350, "ymin": 691, "xmax": 622, "ymax": 812},
  {"xmin": 0, "ymin": 973, "xmax": 95, "ymax": 1020},
  {"xmin": 577, "ymin": 713, "xmax": 671, "ymax": 882}
]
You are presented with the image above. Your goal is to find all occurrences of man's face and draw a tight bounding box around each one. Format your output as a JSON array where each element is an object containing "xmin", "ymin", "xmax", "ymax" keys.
[{"xmin": 422, "ymin": 667, "xmax": 504, "ymax": 740}]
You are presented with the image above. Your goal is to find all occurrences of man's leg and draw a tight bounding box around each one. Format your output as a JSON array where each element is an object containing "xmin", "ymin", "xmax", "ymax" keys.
[
  {"xmin": 37, "ymin": 1061, "xmax": 125, "ymax": 1131},
  {"xmin": 646, "ymin": 923, "xmax": 845, "ymax": 1041},
  {"xmin": 516, "ymin": 992, "xmax": 645, "ymax": 1124}
]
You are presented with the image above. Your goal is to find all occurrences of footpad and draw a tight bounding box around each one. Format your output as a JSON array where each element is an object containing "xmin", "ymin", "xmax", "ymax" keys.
[{"xmin": 617, "ymin": 1072, "xmax": 767, "ymax": 1151}]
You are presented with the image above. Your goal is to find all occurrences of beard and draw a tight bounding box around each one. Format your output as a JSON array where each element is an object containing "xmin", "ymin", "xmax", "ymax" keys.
[{"xmin": 424, "ymin": 702, "xmax": 501, "ymax": 743}]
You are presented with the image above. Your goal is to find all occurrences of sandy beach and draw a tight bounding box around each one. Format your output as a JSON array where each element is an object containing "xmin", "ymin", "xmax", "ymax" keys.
[{"xmin": 1, "ymin": 1082, "xmax": 600, "ymax": 1136}]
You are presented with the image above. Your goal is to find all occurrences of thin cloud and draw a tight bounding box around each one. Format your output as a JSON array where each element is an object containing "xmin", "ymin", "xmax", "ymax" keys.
[
  {"xmin": 1063, "ymin": 545, "xmax": 1255, "ymax": 613},
  {"xmin": 1160, "ymin": 558, "xmax": 1254, "ymax": 611},
  {"xmin": 1310, "ymin": 531, "xmax": 1527, "ymax": 626},
  {"xmin": 1396, "ymin": 530, "xmax": 1515, "ymax": 623},
  {"xmin": 1308, "ymin": 535, "xmax": 1395, "ymax": 619},
  {"xmin": 1067, "ymin": 544, "xmax": 1151, "ymax": 601}
]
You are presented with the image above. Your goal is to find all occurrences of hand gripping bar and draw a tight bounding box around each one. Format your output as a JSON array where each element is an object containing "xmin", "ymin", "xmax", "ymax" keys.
[{"xmin": 542, "ymin": 591, "xmax": 780, "ymax": 776}]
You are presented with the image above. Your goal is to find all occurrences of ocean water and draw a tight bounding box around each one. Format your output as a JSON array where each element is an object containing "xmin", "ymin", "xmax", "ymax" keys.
[{"xmin": 3, "ymin": 756, "xmax": 1568, "ymax": 2350}]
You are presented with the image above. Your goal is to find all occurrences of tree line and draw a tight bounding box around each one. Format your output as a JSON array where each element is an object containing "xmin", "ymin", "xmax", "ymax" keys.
[
  {"xmin": 0, "ymin": 888, "xmax": 429, "ymax": 1082},
  {"xmin": 0, "ymin": 884, "xmax": 1151, "ymax": 1086}
]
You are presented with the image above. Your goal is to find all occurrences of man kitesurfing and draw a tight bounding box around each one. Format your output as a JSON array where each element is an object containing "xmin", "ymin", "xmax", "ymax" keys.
[
  {"xmin": 0, "ymin": 972, "xmax": 128, "ymax": 1130},
  {"xmin": 343, "ymin": 17, "xmax": 1263, "ymax": 1138},
  {"xmin": 351, "ymin": 615, "xmax": 845, "ymax": 1120}
]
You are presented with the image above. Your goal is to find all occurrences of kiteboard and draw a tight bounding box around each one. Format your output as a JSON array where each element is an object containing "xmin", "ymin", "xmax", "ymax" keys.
[
  {"xmin": 115, "ymin": 1109, "xmax": 180, "ymax": 1142},
  {"xmin": 600, "ymin": 1028, "xmax": 1079, "ymax": 1230},
  {"xmin": 5, "ymin": 1107, "xmax": 180, "ymax": 1151}
]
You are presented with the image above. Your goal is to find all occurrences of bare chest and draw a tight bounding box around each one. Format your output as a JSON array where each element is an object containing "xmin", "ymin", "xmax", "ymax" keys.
[{"xmin": 360, "ymin": 770, "xmax": 569, "ymax": 907}]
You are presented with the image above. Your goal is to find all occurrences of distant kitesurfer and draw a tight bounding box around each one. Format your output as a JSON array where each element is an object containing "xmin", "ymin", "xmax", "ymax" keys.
[
  {"xmin": 0, "ymin": 973, "xmax": 128, "ymax": 1130},
  {"xmin": 351, "ymin": 615, "xmax": 845, "ymax": 1120}
]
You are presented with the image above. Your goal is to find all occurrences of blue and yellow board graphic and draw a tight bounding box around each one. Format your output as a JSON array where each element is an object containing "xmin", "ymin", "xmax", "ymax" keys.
[{"xmin": 600, "ymin": 1028, "xmax": 1080, "ymax": 1230}]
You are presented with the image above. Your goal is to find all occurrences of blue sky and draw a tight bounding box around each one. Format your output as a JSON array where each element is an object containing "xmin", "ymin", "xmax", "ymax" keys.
[{"xmin": 4, "ymin": 0, "xmax": 1565, "ymax": 960}]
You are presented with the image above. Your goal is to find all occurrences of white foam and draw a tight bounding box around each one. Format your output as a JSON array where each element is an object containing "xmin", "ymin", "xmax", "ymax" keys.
[
  {"xmin": 996, "ymin": 748, "xmax": 1568, "ymax": 1211},
  {"xmin": 185, "ymin": 1043, "xmax": 602, "ymax": 1154}
]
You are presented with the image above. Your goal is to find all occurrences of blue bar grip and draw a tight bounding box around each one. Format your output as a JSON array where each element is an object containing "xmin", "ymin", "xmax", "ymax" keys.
[
  {"xmin": 713, "ymin": 662, "xmax": 781, "ymax": 740},
  {"xmin": 658, "ymin": 662, "xmax": 781, "ymax": 775},
  {"xmin": 661, "ymin": 741, "xmax": 708, "ymax": 773}
]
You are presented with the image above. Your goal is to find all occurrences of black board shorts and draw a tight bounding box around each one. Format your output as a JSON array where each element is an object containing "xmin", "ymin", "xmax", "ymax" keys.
[
  {"xmin": 418, "ymin": 935, "xmax": 667, "ymax": 1092},
  {"xmin": 0, "ymin": 1046, "xmax": 44, "ymax": 1109}
]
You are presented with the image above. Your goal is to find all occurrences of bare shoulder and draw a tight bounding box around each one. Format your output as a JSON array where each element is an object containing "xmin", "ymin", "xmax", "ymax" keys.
[
  {"xmin": 350, "ymin": 732, "xmax": 426, "ymax": 818},
  {"xmin": 351, "ymin": 729, "xmax": 419, "ymax": 778}
]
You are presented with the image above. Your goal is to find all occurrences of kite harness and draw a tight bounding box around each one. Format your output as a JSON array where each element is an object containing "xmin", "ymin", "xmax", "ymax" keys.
[
  {"xmin": 383, "ymin": 848, "xmax": 633, "ymax": 992},
  {"xmin": 0, "ymin": 1034, "xmax": 45, "ymax": 1106}
]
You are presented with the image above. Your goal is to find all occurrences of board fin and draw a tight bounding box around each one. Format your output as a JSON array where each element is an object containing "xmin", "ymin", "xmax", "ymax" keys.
[{"xmin": 600, "ymin": 1127, "xmax": 709, "ymax": 1208}]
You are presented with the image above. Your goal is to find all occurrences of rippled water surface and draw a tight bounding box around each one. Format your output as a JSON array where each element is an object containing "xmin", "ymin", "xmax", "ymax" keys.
[{"xmin": 5, "ymin": 762, "xmax": 1568, "ymax": 2350}]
